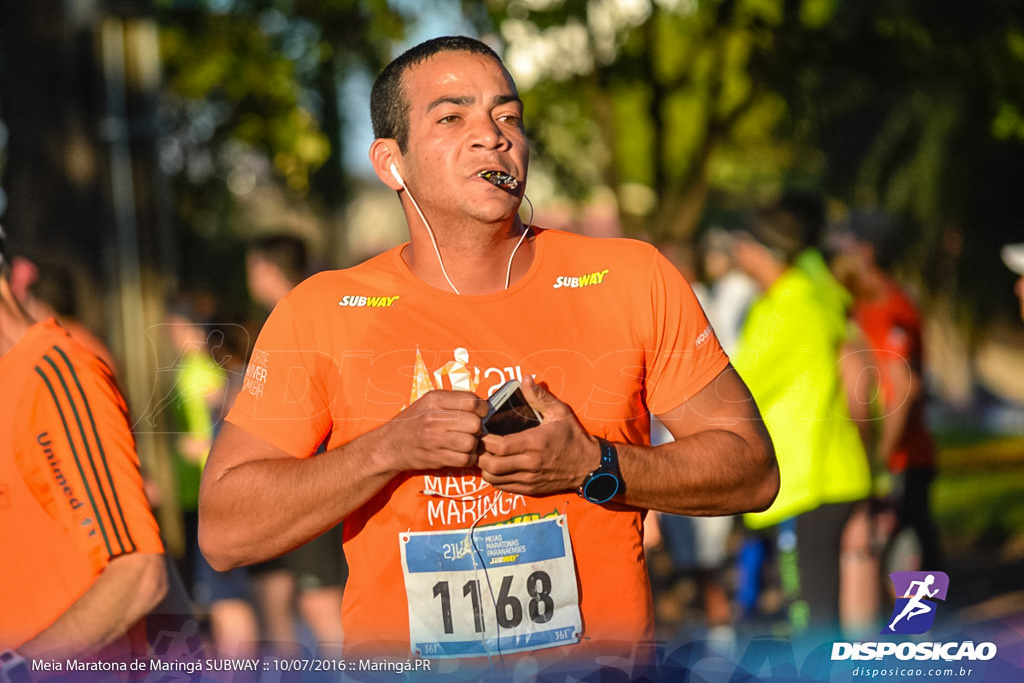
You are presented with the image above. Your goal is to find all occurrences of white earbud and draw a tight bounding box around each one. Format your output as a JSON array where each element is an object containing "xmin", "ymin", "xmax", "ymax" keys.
[{"xmin": 389, "ymin": 162, "xmax": 404, "ymax": 187}]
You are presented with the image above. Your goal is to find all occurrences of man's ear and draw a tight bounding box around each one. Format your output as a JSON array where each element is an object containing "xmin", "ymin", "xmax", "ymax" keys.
[{"xmin": 369, "ymin": 139, "xmax": 404, "ymax": 191}]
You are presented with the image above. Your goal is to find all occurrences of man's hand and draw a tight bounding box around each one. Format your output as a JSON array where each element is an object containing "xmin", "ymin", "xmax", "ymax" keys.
[
  {"xmin": 478, "ymin": 366, "xmax": 777, "ymax": 515},
  {"xmin": 376, "ymin": 389, "xmax": 490, "ymax": 475},
  {"xmin": 477, "ymin": 377, "xmax": 597, "ymax": 496},
  {"xmin": 201, "ymin": 389, "xmax": 488, "ymax": 570}
]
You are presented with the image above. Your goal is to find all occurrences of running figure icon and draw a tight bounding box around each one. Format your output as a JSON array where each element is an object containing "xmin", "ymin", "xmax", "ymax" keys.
[
  {"xmin": 883, "ymin": 570, "xmax": 949, "ymax": 634},
  {"xmin": 889, "ymin": 574, "xmax": 939, "ymax": 631}
]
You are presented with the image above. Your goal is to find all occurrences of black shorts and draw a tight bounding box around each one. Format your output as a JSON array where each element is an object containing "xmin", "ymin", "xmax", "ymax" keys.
[{"xmin": 251, "ymin": 523, "xmax": 348, "ymax": 591}]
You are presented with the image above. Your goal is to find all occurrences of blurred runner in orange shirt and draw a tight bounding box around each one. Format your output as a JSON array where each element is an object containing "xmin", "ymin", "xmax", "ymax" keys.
[
  {"xmin": 0, "ymin": 227, "xmax": 169, "ymax": 667},
  {"xmin": 9, "ymin": 255, "xmax": 118, "ymax": 373}
]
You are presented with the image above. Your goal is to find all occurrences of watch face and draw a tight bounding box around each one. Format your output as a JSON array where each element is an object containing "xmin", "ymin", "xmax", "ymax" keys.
[{"xmin": 584, "ymin": 472, "xmax": 620, "ymax": 504}]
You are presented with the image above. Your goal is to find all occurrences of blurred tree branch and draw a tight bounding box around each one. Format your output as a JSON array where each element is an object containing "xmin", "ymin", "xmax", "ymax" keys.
[{"xmin": 462, "ymin": 0, "xmax": 1024, "ymax": 321}]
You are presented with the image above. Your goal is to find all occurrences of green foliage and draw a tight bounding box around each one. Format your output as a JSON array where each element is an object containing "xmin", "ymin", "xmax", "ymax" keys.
[
  {"xmin": 465, "ymin": 0, "xmax": 803, "ymax": 242},
  {"xmin": 157, "ymin": 0, "xmax": 405, "ymax": 206},
  {"xmin": 773, "ymin": 0, "xmax": 1024, "ymax": 318},
  {"xmin": 466, "ymin": 0, "xmax": 1024, "ymax": 319},
  {"xmin": 154, "ymin": 0, "xmax": 408, "ymax": 294},
  {"xmin": 161, "ymin": 14, "xmax": 329, "ymax": 195},
  {"xmin": 933, "ymin": 451, "xmax": 1024, "ymax": 551},
  {"xmin": 147, "ymin": 0, "xmax": 1024, "ymax": 317}
]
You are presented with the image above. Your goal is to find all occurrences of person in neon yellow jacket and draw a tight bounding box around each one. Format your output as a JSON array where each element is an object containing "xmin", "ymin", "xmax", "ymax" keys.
[{"xmin": 730, "ymin": 203, "xmax": 872, "ymax": 636}]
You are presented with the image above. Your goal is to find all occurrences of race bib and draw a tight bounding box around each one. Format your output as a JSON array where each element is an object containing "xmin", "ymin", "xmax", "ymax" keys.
[{"xmin": 400, "ymin": 515, "xmax": 581, "ymax": 658}]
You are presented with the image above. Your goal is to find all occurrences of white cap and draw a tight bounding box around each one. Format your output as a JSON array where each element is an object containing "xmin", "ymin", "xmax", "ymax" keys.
[{"xmin": 1002, "ymin": 243, "xmax": 1024, "ymax": 275}]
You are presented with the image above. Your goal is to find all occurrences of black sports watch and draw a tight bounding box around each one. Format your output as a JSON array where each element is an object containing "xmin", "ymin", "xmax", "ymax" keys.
[{"xmin": 578, "ymin": 437, "xmax": 624, "ymax": 504}]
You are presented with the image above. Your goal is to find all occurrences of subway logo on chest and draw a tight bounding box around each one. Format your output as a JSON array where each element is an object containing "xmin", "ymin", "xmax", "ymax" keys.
[
  {"xmin": 338, "ymin": 294, "xmax": 401, "ymax": 308},
  {"xmin": 552, "ymin": 269, "xmax": 609, "ymax": 289}
]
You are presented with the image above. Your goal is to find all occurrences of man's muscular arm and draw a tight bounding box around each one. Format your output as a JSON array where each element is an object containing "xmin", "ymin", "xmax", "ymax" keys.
[
  {"xmin": 622, "ymin": 366, "xmax": 778, "ymax": 514},
  {"xmin": 198, "ymin": 390, "xmax": 488, "ymax": 570},
  {"xmin": 478, "ymin": 367, "xmax": 778, "ymax": 515}
]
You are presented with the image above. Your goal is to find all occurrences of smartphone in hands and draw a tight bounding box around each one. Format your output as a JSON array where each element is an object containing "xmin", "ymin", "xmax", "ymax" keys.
[{"xmin": 482, "ymin": 379, "xmax": 542, "ymax": 436}]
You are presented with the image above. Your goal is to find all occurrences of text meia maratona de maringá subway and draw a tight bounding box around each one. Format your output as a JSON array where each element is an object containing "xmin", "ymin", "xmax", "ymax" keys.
[{"xmin": 34, "ymin": 658, "xmax": 248, "ymax": 674}]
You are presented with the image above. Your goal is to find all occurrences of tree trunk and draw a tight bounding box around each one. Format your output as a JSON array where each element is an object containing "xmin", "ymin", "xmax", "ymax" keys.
[{"xmin": 1, "ymin": 0, "xmax": 108, "ymax": 327}]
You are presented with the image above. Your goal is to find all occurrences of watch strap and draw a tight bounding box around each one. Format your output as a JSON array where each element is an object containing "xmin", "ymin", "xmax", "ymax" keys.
[
  {"xmin": 596, "ymin": 437, "xmax": 619, "ymax": 473},
  {"xmin": 578, "ymin": 437, "xmax": 623, "ymax": 504}
]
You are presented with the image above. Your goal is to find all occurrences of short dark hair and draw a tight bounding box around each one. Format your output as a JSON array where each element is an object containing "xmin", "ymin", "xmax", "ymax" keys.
[
  {"xmin": 845, "ymin": 209, "xmax": 904, "ymax": 271},
  {"xmin": 29, "ymin": 261, "xmax": 77, "ymax": 317},
  {"xmin": 745, "ymin": 205, "xmax": 808, "ymax": 264},
  {"xmin": 370, "ymin": 36, "xmax": 505, "ymax": 152},
  {"xmin": 779, "ymin": 188, "xmax": 826, "ymax": 249},
  {"xmin": 248, "ymin": 233, "xmax": 309, "ymax": 286}
]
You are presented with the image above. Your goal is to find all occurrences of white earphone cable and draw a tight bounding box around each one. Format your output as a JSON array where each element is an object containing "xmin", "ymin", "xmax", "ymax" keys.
[
  {"xmin": 400, "ymin": 177, "xmax": 533, "ymax": 295},
  {"xmin": 403, "ymin": 183, "xmax": 462, "ymax": 294}
]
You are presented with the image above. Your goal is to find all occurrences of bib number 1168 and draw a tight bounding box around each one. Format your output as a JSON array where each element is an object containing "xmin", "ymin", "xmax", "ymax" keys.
[
  {"xmin": 400, "ymin": 515, "xmax": 581, "ymax": 657},
  {"xmin": 432, "ymin": 571, "xmax": 554, "ymax": 634}
]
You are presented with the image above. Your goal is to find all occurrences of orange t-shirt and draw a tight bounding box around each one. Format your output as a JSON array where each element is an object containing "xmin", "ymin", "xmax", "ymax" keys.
[
  {"xmin": 227, "ymin": 229, "xmax": 728, "ymax": 664},
  {"xmin": 0, "ymin": 319, "xmax": 164, "ymax": 649}
]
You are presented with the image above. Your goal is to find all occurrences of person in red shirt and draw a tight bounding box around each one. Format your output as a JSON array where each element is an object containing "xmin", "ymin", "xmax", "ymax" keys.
[
  {"xmin": 199, "ymin": 36, "xmax": 777, "ymax": 677},
  {"xmin": 0, "ymin": 226, "xmax": 170, "ymax": 666},
  {"xmin": 1003, "ymin": 243, "xmax": 1024, "ymax": 321},
  {"xmin": 829, "ymin": 210, "xmax": 942, "ymax": 573}
]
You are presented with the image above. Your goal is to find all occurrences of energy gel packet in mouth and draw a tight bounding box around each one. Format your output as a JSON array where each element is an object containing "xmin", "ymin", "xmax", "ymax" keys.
[{"xmin": 478, "ymin": 170, "xmax": 519, "ymax": 190}]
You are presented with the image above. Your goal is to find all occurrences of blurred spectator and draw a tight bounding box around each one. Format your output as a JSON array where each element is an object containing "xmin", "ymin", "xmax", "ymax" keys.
[
  {"xmin": 242, "ymin": 233, "xmax": 347, "ymax": 657},
  {"xmin": 1002, "ymin": 243, "xmax": 1024, "ymax": 321},
  {"xmin": 646, "ymin": 230, "xmax": 755, "ymax": 652},
  {"xmin": 9, "ymin": 256, "xmax": 117, "ymax": 372},
  {"xmin": 165, "ymin": 305, "xmax": 229, "ymax": 565},
  {"xmin": 782, "ymin": 191, "xmax": 875, "ymax": 428},
  {"xmin": 246, "ymin": 233, "xmax": 311, "ymax": 311},
  {"xmin": 163, "ymin": 303, "xmax": 260, "ymax": 659},
  {"xmin": 829, "ymin": 211, "xmax": 942, "ymax": 576},
  {"xmin": 0, "ymin": 227, "xmax": 172, "ymax": 663},
  {"xmin": 781, "ymin": 191, "xmax": 880, "ymax": 636},
  {"xmin": 647, "ymin": 421, "xmax": 737, "ymax": 653},
  {"xmin": 697, "ymin": 227, "xmax": 759, "ymax": 354},
  {"xmin": 730, "ymin": 204, "xmax": 873, "ymax": 639}
]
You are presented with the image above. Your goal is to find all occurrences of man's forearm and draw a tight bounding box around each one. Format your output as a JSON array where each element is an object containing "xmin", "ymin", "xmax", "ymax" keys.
[
  {"xmin": 617, "ymin": 426, "xmax": 778, "ymax": 515},
  {"xmin": 201, "ymin": 390, "xmax": 489, "ymax": 570},
  {"xmin": 18, "ymin": 553, "xmax": 167, "ymax": 659},
  {"xmin": 198, "ymin": 426, "xmax": 397, "ymax": 570},
  {"xmin": 478, "ymin": 366, "xmax": 779, "ymax": 512},
  {"xmin": 619, "ymin": 365, "xmax": 779, "ymax": 515}
]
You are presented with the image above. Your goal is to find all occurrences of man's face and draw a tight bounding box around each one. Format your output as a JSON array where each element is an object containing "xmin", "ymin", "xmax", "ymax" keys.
[
  {"xmin": 827, "ymin": 235, "xmax": 871, "ymax": 295},
  {"xmin": 396, "ymin": 51, "xmax": 529, "ymax": 225},
  {"xmin": 246, "ymin": 252, "xmax": 278, "ymax": 308},
  {"xmin": 729, "ymin": 233, "xmax": 766, "ymax": 284}
]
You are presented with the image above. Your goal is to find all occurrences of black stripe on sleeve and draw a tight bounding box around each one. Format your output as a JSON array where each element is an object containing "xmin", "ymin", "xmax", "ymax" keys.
[
  {"xmin": 42, "ymin": 353, "xmax": 128, "ymax": 556},
  {"xmin": 51, "ymin": 344, "xmax": 137, "ymax": 552},
  {"xmin": 34, "ymin": 364, "xmax": 116, "ymax": 558}
]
